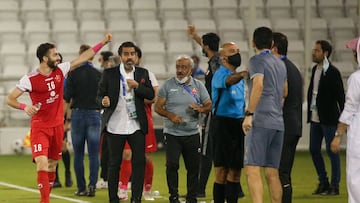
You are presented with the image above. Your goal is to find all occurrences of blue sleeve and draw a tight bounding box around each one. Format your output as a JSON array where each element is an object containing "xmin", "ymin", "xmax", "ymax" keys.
[{"xmin": 212, "ymin": 69, "xmax": 228, "ymax": 89}]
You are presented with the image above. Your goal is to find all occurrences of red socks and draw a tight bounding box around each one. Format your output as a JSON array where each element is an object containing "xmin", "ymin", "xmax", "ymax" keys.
[
  {"xmin": 119, "ymin": 160, "xmax": 132, "ymax": 189},
  {"xmin": 119, "ymin": 159, "xmax": 154, "ymax": 191},
  {"xmin": 37, "ymin": 170, "xmax": 50, "ymax": 203},
  {"xmin": 144, "ymin": 160, "xmax": 154, "ymax": 191},
  {"xmin": 48, "ymin": 171, "xmax": 56, "ymax": 192}
]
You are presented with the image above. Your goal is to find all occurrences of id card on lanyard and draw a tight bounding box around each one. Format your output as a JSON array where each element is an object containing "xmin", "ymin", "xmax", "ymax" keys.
[{"xmin": 120, "ymin": 74, "xmax": 137, "ymax": 119}]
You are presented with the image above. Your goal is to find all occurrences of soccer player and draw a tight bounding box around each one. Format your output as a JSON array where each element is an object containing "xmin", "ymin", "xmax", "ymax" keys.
[{"xmin": 6, "ymin": 33, "xmax": 112, "ymax": 203}]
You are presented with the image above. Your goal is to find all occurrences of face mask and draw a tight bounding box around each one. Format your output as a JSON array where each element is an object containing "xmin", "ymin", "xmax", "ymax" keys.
[
  {"xmin": 227, "ymin": 53, "xmax": 241, "ymax": 68},
  {"xmin": 202, "ymin": 48, "xmax": 208, "ymax": 57},
  {"xmin": 175, "ymin": 76, "xmax": 188, "ymax": 84}
]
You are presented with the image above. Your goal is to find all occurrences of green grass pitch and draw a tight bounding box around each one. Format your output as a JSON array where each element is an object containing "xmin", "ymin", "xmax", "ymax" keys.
[{"xmin": 0, "ymin": 151, "xmax": 347, "ymax": 203}]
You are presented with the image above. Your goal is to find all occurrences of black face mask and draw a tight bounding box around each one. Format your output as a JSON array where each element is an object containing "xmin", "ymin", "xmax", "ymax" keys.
[{"xmin": 227, "ymin": 53, "xmax": 241, "ymax": 68}]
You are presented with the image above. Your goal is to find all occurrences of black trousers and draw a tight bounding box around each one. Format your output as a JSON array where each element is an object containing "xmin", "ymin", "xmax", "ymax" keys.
[
  {"xmin": 279, "ymin": 133, "xmax": 300, "ymax": 203},
  {"xmin": 165, "ymin": 133, "xmax": 201, "ymax": 203},
  {"xmin": 198, "ymin": 113, "xmax": 213, "ymax": 193},
  {"xmin": 107, "ymin": 130, "xmax": 145, "ymax": 203},
  {"xmin": 100, "ymin": 132, "xmax": 109, "ymax": 181}
]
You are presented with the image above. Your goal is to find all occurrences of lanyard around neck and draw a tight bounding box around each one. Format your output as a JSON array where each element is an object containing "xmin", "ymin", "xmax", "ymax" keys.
[
  {"xmin": 182, "ymin": 84, "xmax": 200, "ymax": 104},
  {"xmin": 120, "ymin": 74, "xmax": 126, "ymax": 97},
  {"xmin": 260, "ymin": 50, "xmax": 271, "ymax": 55}
]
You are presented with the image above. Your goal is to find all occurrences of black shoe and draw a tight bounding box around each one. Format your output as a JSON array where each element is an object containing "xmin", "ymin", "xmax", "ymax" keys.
[
  {"xmin": 75, "ymin": 190, "xmax": 88, "ymax": 196},
  {"xmin": 239, "ymin": 184, "xmax": 245, "ymax": 198},
  {"xmin": 312, "ymin": 181, "xmax": 330, "ymax": 195},
  {"xmin": 169, "ymin": 196, "xmax": 180, "ymax": 203},
  {"xmin": 131, "ymin": 197, "xmax": 142, "ymax": 203},
  {"xmin": 87, "ymin": 186, "xmax": 96, "ymax": 197},
  {"xmin": 65, "ymin": 174, "xmax": 73, "ymax": 187},
  {"xmin": 196, "ymin": 192, "xmax": 206, "ymax": 198},
  {"xmin": 323, "ymin": 187, "xmax": 339, "ymax": 195},
  {"xmin": 52, "ymin": 181, "xmax": 62, "ymax": 188}
]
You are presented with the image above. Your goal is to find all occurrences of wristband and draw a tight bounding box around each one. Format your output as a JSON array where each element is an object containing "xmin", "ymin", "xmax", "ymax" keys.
[
  {"xmin": 245, "ymin": 110, "xmax": 254, "ymax": 116},
  {"xmin": 92, "ymin": 42, "xmax": 103, "ymax": 53},
  {"xmin": 19, "ymin": 103, "xmax": 26, "ymax": 110}
]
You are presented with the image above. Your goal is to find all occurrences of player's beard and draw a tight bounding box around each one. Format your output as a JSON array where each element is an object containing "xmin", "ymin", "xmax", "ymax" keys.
[{"xmin": 47, "ymin": 59, "xmax": 58, "ymax": 69}]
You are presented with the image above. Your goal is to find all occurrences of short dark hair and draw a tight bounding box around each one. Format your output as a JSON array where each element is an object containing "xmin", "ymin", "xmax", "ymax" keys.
[
  {"xmin": 272, "ymin": 32, "xmax": 288, "ymax": 56},
  {"xmin": 202, "ymin": 32, "xmax": 220, "ymax": 52},
  {"xmin": 315, "ymin": 40, "xmax": 332, "ymax": 58},
  {"xmin": 191, "ymin": 54, "xmax": 200, "ymax": 64},
  {"xmin": 118, "ymin": 41, "xmax": 136, "ymax": 55},
  {"xmin": 79, "ymin": 44, "xmax": 91, "ymax": 55},
  {"xmin": 135, "ymin": 45, "xmax": 142, "ymax": 59},
  {"xmin": 100, "ymin": 51, "xmax": 114, "ymax": 61},
  {"xmin": 253, "ymin": 27, "xmax": 273, "ymax": 49},
  {"xmin": 36, "ymin": 43, "xmax": 56, "ymax": 63}
]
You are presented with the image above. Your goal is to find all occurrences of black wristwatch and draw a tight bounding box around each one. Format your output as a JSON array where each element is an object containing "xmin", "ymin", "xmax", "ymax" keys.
[{"xmin": 245, "ymin": 111, "xmax": 254, "ymax": 116}]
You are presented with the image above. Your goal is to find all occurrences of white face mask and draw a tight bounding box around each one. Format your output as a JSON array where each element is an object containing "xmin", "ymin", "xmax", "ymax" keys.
[{"xmin": 175, "ymin": 76, "xmax": 188, "ymax": 84}]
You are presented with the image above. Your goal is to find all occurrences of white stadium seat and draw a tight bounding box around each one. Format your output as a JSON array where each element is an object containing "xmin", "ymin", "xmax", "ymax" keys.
[
  {"xmin": 76, "ymin": 0, "xmax": 103, "ymax": 21},
  {"xmin": 185, "ymin": 0, "xmax": 212, "ymax": 20},
  {"xmin": 0, "ymin": 0, "xmax": 20, "ymax": 21},
  {"xmin": 131, "ymin": 0, "xmax": 158, "ymax": 21},
  {"xmin": 103, "ymin": 0, "xmax": 131, "ymax": 20},
  {"xmin": 158, "ymin": 0, "xmax": 185, "ymax": 20},
  {"xmin": 48, "ymin": 0, "xmax": 75, "ymax": 21}
]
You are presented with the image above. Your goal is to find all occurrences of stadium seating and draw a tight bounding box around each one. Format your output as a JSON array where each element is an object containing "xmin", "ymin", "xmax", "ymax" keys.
[
  {"xmin": 158, "ymin": 0, "xmax": 185, "ymax": 20},
  {"xmin": 0, "ymin": 0, "xmax": 359, "ymax": 127},
  {"xmin": 218, "ymin": 19, "xmax": 246, "ymax": 42},
  {"xmin": 140, "ymin": 41, "xmax": 167, "ymax": 74},
  {"xmin": 108, "ymin": 20, "xmax": 134, "ymax": 47},
  {"xmin": 328, "ymin": 17, "xmax": 356, "ymax": 40},
  {"xmin": 48, "ymin": 0, "xmax": 75, "ymax": 21},
  {"xmin": 131, "ymin": 0, "xmax": 158, "ymax": 21},
  {"xmin": 292, "ymin": 0, "xmax": 318, "ymax": 22},
  {"xmin": 185, "ymin": 0, "xmax": 212, "ymax": 20},
  {"xmin": 239, "ymin": 0, "xmax": 265, "ymax": 20},
  {"xmin": 135, "ymin": 19, "xmax": 162, "ymax": 44},
  {"xmin": 212, "ymin": 0, "xmax": 238, "ymax": 22},
  {"xmin": 318, "ymin": 0, "xmax": 345, "ymax": 19},
  {"xmin": 0, "ymin": 20, "xmax": 23, "ymax": 42},
  {"xmin": 273, "ymin": 18, "xmax": 302, "ymax": 40},
  {"xmin": 24, "ymin": 20, "xmax": 51, "ymax": 45},
  {"xmin": 0, "ymin": 42, "xmax": 27, "ymax": 69},
  {"xmin": 163, "ymin": 19, "xmax": 189, "ymax": 43},
  {"xmin": 266, "ymin": 0, "xmax": 292, "ymax": 20},
  {"xmin": 79, "ymin": 20, "xmax": 106, "ymax": 44},
  {"xmin": 52, "ymin": 20, "xmax": 79, "ymax": 43},
  {"xmin": 0, "ymin": 0, "xmax": 19, "ymax": 21},
  {"xmin": 76, "ymin": 0, "xmax": 103, "ymax": 21},
  {"xmin": 103, "ymin": 0, "xmax": 130, "ymax": 21},
  {"xmin": 20, "ymin": 0, "xmax": 47, "ymax": 21}
]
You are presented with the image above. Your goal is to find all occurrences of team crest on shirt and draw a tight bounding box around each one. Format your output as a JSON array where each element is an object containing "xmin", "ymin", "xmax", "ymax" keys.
[
  {"xmin": 191, "ymin": 88, "xmax": 198, "ymax": 94},
  {"xmin": 55, "ymin": 75, "xmax": 61, "ymax": 83}
]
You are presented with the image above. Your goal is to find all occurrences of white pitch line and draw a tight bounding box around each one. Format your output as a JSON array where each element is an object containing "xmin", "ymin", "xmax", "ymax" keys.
[{"xmin": 0, "ymin": 181, "xmax": 90, "ymax": 203}]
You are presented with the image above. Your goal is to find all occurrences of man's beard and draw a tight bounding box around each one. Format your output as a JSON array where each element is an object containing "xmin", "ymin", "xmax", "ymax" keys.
[{"xmin": 47, "ymin": 60, "xmax": 58, "ymax": 69}]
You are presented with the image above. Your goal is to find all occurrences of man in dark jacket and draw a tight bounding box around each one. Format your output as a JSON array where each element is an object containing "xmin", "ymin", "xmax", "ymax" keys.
[
  {"xmin": 272, "ymin": 32, "xmax": 303, "ymax": 203},
  {"xmin": 307, "ymin": 40, "xmax": 345, "ymax": 196},
  {"xmin": 97, "ymin": 41, "xmax": 154, "ymax": 203}
]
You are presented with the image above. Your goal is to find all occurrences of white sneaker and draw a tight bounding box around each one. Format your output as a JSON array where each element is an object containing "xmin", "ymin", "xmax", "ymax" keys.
[
  {"xmin": 96, "ymin": 178, "xmax": 108, "ymax": 189},
  {"xmin": 118, "ymin": 189, "xmax": 128, "ymax": 200},
  {"xmin": 143, "ymin": 191, "xmax": 155, "ymax": 201}
]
